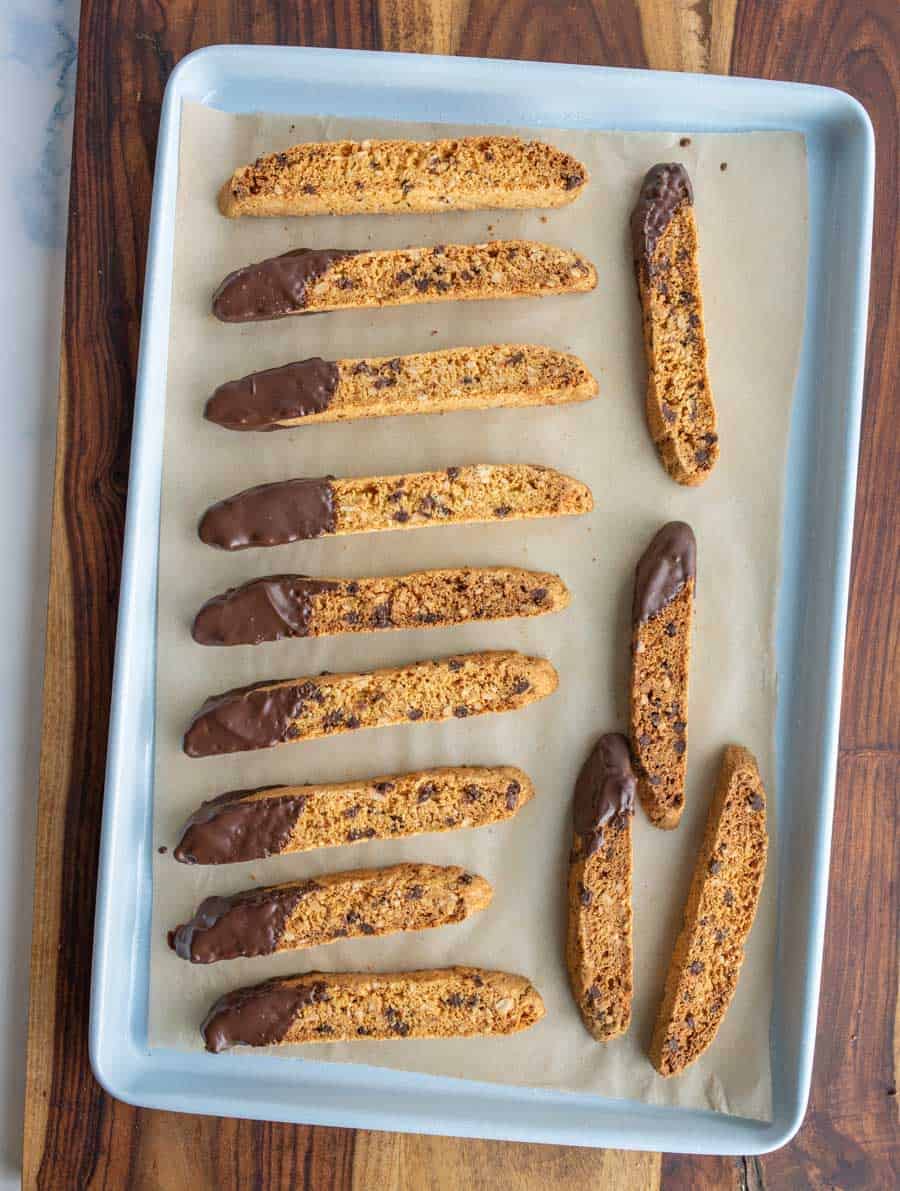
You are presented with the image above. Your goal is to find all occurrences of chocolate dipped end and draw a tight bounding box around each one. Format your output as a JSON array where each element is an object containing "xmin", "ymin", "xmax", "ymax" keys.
[
  {"xmin": 573, "ymin": 733, "xmax": 637, "ymax": 856},
  {"xmin": 173, "ymin": 788, "xmax": 305, "ymax": 864},
  {"xmin": 630, "ymin": 163, "xmax": 693, "ymax": 275},
  {"xmin": 192, "ymin": 576, "xmax": 339, "ymax": 645},
  {"xmin": 183, "ymin": 680, "xmax": 313, "ymax": 757},
  {"xmin": 202, "ymin": 978, "xmax": 329, "ymax": 1053},
  {"xmin": 198, "ymin": 477, "xmax": 336, "ymax": 551},
  {"xmin": 633, "ymin": 521, "xmax": 696, "ymax": 624},
  {"xmin": 170, "ymin": 883, "xmax": 315, "ymax": 963},
  {"xmin": 205, "ymin": 358, "xmax": 340, "ymax": 430},
  {"xmin": 212, "ymin": 248, "xmax": 358, "ymax": 323}
]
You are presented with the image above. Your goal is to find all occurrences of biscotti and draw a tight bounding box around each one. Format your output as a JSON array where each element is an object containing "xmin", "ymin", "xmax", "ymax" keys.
[
  {"xmin": 631, "ymin": 163, "xmax": 719, "ymax": 485},
  {"xmin": 173, "ymin": 766, "xmax": 533, "ymax": 864},
  {"xmin": 566, "ymin": 734, "xmax": 636, "ymax": 1041},
  {"xmin": 630, "ymin": 522, "xmax": 696, "ymax": 829},
  {"xmin": 211, "ymin": 241, "xmax": 597, "ymax": 323},
  {"xmin": 218, "ymin": 135, "xmax": 588, "ymax": 218},
  {"xmin": 198, "ymin": 464, "xmax": 592, "ymax": 551},
  {"xmin": 169, "ymin": 863, "xmax": 492, "ymax": 963},
  {"xmin": 202, "ymin": 967, "xmax": 546, "ymax": 1051},
  {"xmin": 183, "ymin": 651, "xmax": 558, "ymax": 757},
  {"xmin": 192, "ymin": 566, "xmax": 570, "ymax": 646},
  {"xmin": 205, "ymin": 345, "xmax": 598, "ymax": 431},
  {"xmin": 649, "ymin": 745, "xmax": 768, "ymax": 1076}
]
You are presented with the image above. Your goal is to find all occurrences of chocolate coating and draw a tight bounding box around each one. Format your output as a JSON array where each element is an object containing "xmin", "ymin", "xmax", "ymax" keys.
[
  {"xmin": 205, "ymin": 357, "xmax": 340, "ymax": 430},
  {"xmin": 173, "ymin": 788, "xmax": 305, "ymax": 864},
  {"xmin": 633, "ymin": 521, "xmax": 696, "ymax": 624},
  {"xmin": 202, "ymin": 977, "xmax": 329, "ymax": 1053},
  {"xmin": 192, "ymin": 575, "xmax": 339, "ymax": 645},
  {"xmin": 631, "ymin": 163, "xmax": 693, "ymax": 274},
  {"xmin": 573, "ymin": 733, "xmax": 636, "ymax": 856},
  {"xmin": 212, "ymin": 248, "xmax": 358, "ymax": 322},
  {"xmin": 170, "ymin": 882, "xmax": 317, "ymax": 962},
  {"xmin": 183, "ymin": 679, "xmax": 318, "ymax": 757},
  {"xmin": 198, "ymin": 477, "xmax": 336, "ymax": 551}
]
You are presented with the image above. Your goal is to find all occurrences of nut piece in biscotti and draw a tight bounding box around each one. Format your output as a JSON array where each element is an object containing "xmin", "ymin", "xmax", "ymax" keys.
[
  {"xmin": 204, "ymin": 345, "xmax": 598, "ymax": 431},
  {"xmin": 192, "ymin": 566, "xmax": 570, "ymax": 646},
  {"xmin": 183, "ymin": 651, "xmax": 558, "ymax": 757},
  {"xmin": 169, "ymin": 863, "xmax": 492, "ymax": 963},
  {"xmin": 566, "ymin": 734, "xmax": 636, "ymax": 1041},
  {"xmin": 218, "ymin": 135, "xmax": 588, "ymax": 218},
  {"xmin": 197, "ymin": 464, "xmax": 593, "ymax": 552},
  {"xmin": 630, "ymin": 521, "xmax": 696, "ymax": 829},
  {"xmin": 649, "ymin": 745, "xmax": 768, "ymax": 1076},
  {"xmin": 211, "ymin": 241, "xmax": 597, "ymax": 323},
  {"xmin": 631, "ymin": 163, "xmax": 719, "ymax": 485},
  {"xmin": 173, "ymin": 765, "xmax": 534, "ymax": 864},
  {"xmin": 201, "ymin": 966, "xmax": 546, "ymax": 1051}
]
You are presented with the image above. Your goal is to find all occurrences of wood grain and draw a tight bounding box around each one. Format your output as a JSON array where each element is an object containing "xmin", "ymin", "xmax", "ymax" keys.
[{"xmin": 23, "ymin": 1, "xmax": 898, "ymax": 1188}]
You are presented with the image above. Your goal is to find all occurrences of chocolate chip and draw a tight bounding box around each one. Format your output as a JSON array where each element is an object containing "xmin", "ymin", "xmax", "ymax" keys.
[
  {"xmin": 685, "ymin": 1013, "xmax": 695, "ymax": 1029},
  {"xmin": 579, "ymin": 882, "xmax": 592, "ymax": 906},
  {"xmin": 471, "ymin": 974, "xmax": 484, "ymax": 987},
  {"xmin": 444, "ymin": 816, "xmax": 457, "ymax": 826},
  {"xmin": 688, "ymin": 312, "xmax": 700, "ymax": 329},
  {"xmin": 408, "ymin": 708, "xmax": 424, "ymax": 721},
  {"xmin": 494, "ymin": 505, "xmax": 511, "ymax": 518},
  {"xmin": 668, "ymin": 1038, "xmax": 680, "ymax": 1052},
  {"xmin": 344, "ymin": 806, "xmax": 359, "ymax": 819},
  {"xmin": 373, "ymin": 376, "xmax": 397, "ymax": 389},
  {"xmin": 461, "ymin": 375, "xmax": 475, "ymax": 384},
  {"xmin": 674, "ymin": 720, "xmax": 686, "ymax": 733},
  {"xmin": 679, "ymin": 137, "xmax": 691, "ymax": 147},
  {"xmin": 464, "ymin": 784, "xmax": 481, "ymax": 802},
  {"xmin": 415, "ymin": 278, "xmax": 430, "ymax": 292},
  {"xmin": 448, "ymin": 658, "xmax": 463, "ymax": 671},
  {"xmin": 407, "ymin": 885, "xmax": 424, "ymax": 900},
  {"xmin": 359, "ymin": 923, "xmax": 375, "ymax": 935},
  {"xmin": 372, "ymin": 602, "xmax": 393, "ymax": 626},
  {"xmin": 649, "ymin": 775, "xmax": 662, "ymax": 787},
  {"xmin": 347, "ymin": 827, "xmax": 376, "ymax": 841},
  {"xmin": 446, "ymin": 466, "xmax": 460, "ymax": 479},
  {"xmin": 708, "ymin": 859, "xmax": 721, "ymax": 874},
  {"xmin": 638, "ymin": 734, "xmax": 651, "ymax": 748},
  {"xmin": 356, "ymin": 1026, "xmax": 371, "ymax": 1035},
  {"xmin": 650, "ymin": 712, "xmax": 661, "ymax": 726},
  {"xmin": 715, "ymin": 929, "xmax": 726, "ymax": 944},
  {"xmin": 460, "ymin": 270, "xmax": 473, "ymax": 282},
  {"xmin": 689, "ymin": 961, "xmax": 704, "ymax": 975},
  {"xmin": 417, "ymin": 781, "xmax": 436, "ymax": 801},
  {"xmin": 458, "ymin": 872, "xmax": 473, "ymax": 885},
  {"xmin": 724, "ymin": 889, "xmax": 735, "ymax": 906},
  {"xmin": 401, "ymin": 179, "xmax": 413, "ymax": 195},
  {"xmin": 322, "ymin": 709, "xmax": 345, "ymax": 729},
  {"xmin": 315, "ymin": 1023, "xmax": 333, "ymax": 1034},
  {"xmin": 391, "ymin": 509, "xmax": 410, "ymax": 523},
  {"xmin": 674, "ymin": 740, "xmax": 686, "ymax": 755},
  {"xmin": 513, "ymin": 678, "xmax": 530, "ymax": 694},
  {"xmin": 530, "ymin": 587, "xmax": 548, "ymax": 603},
  {"xmin": 506, "ymin": 351, "xmax": 525, "ymax": 365},
  {"xmin": 748, "ymin": 793, "xmax": 764, "ymax": 810},
  {"xmin": 453, "ymin": 705, "xmax": 469, "ymax": 718},
  {"xmin": 505, "ymin": 784, "xmax": 519, "ymax": 810},
  {"xmin": 395, "ymin": 271, "xmax": 411, "ymax": 284},
  {"xmin": 665, "ymin": 621, "xmax": 677, "ymax": 637},
  {"xmin": 662, "ymin": 403, "xmax": 677, "ymax": 424},
  {"xmin": 336, "ymin": 276, "xmax": 354, "ymax": 290},
  {"xmin": 446, "ymin": 993, "xmax": 463, "ymax": 1007},
  {"xmin": 483, "ymin": 149, "xmax": 494, "ymax": 161},
  {"xmin": 346, "ymin": 581, "xmax": 360, "ymax": 594},
  {"xmin": 418, "ymin": 611, "xmax": 438, "ymax": 623},
  {"xmin": 563, "ymin": 172, "xmax": 584, "ymax": 190}
]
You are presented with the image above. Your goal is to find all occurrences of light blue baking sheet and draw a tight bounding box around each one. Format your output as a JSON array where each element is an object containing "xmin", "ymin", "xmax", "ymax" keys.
[{"xmin": 89, "ymin": 45, "xmax": 873, "ymax": 1153}]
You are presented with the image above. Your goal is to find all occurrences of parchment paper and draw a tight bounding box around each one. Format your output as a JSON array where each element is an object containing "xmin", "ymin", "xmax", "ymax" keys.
[{"xmin": 150, "ymin": 101, "xmax": 808, "ymax": 1121}]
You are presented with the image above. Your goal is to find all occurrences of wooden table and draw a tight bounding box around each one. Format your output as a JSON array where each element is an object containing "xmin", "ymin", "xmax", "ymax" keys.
[{"xmin": 23, "ymin": 2, "xmax": 898, "ymax": 1187}]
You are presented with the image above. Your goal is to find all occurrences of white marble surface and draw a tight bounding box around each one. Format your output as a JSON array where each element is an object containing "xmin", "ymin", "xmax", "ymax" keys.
[{"xmin": 0, "ymin": 2, "xmax": 79, "ymax": 1182}]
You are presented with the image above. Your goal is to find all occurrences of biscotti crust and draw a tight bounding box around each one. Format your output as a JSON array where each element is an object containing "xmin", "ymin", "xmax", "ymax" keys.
[
  {"xmin": 202, "ymin": 966, "xmax": 546, "ymax": 1051},
  {"xmin": 204, "ymin": 345, "xmax": 598, "ymax": 431},
  {"xmin": 218, "ymin": 135, "xmax": 588, "ymax": 218},
  {"xmin": 169, "ymin": 863, "xmax": 492, "ymax": 963},
  {"xmin": 631, "ymin": 163, "xmax": 719, "ymax": 486},
  {"xmin": 649, "ymin": 745, "xmax": 768, "ymax": 1076},
  {"xmin": 192, "ymin": 566, "xmax": 570, "ymax": 646},
  {"xmin": 173, "ymin": 766, "xmax": 534, "ymax": 864}
]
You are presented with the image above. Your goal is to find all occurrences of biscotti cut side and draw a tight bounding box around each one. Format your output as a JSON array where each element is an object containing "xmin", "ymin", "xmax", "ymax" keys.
[
  {"xmin": 170, "ymin": 863, "xmax": 492, "ymax": 963},
  {"xmin": 173, "ymin": 766, "xmax": 534, "ymax": 864},
  {"xmin": 649, "ymin": 745, "xmax": 768, "ymax": 1076},
  {"xmin": 631, "ymin": 164, "xmax": 718, "ymax": 486},
  {"xmin": 202, "ymin": 967, "xmax": 546, "ymax": 1051},
  {"xmin": 198, "ymin": 465, "xmax": 593, "ymax": 551},
  {"xmin": 218, "ymin": 135, "xmax": 588, "ymax": 217},
  {"xmin": 183, "ymin": 651, "xmax": 558, "ymax": 757},
  {"xmin": 192, "ymin": 567, "xmax": 570, "ymax": 646},
  {"xmin": 205, "ymin": 345, "xmax": 598, "ymax": 431},
  {"xmin": 566, "ymin": 734, "xmax": 636, "ymax": 1042},
  {"xmin": 211, "ymin": 241, "xmax": 597, "ymax": 323}
]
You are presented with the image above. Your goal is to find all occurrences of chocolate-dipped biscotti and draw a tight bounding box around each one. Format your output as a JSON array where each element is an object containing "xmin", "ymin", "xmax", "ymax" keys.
[
  {"xmin": 649, "ymin": 745, "xmax": 768, "ymax": 1076},
  {"xmin": 202, "ymin": 967, "xmax": 545, "ymax": 1052},
  {"xmin": 211, "ymin": 241, "xmax": 596, "ymax": 323},
  {"xmin": 630, "ymin": 522, "xmax": 696, "ymax": 829},
  {"xmin": 169, "ymin": 863, "xmax": 492, "ymax": 963},
  {"xmin": 183, "ymin": 651, "xmax": 557, "ymax": 757},
  {"xmin": 566, "ymin": 734, "xmax": 636, "ymax": 1041},
  {"xmin": 173, "ymin": 766, "xmax": 533, "ymax": 864},
  {"xmin": 198, "ymin": 464, "xmax": 593, "ymax": 551},
  {"xmin": 218, "ymin": 135, "xmax": 588, "ymax": 217},
  {"xmin": 192, "ymin": 566, "xmax": 570, "ymax": 646},
  {"xmin": 631, "ymin": 163, "xmax": 719, "ymax": 485},
  {"xmin": 205, "ymin": 345, "xmax": 598, "ymax": 431}
]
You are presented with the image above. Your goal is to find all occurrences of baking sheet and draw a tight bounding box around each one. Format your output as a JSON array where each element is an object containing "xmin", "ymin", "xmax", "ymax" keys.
[{"xmin": 150, "ymin": 102, "xmax": 807, "ymax": 1120}]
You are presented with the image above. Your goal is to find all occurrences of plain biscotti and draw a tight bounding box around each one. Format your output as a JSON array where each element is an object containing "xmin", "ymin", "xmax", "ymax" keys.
[
  {"xmin": 183, "ymin": 651, "xmax": 558, "ymax": 757},
  {"xmin": 202, "ymin": 967, "xmax": 546, "ymax": 1051},
  {"xmin": 218, "ymin": 135, "xmax": 588, "ymax": 217},
  {"xmin": 198, "ymin": 464, "xmax": 593, "ymax": 551},
  {"xmin": 204, "ymin": 345, "xmax": 598, "ymax": 431},
  {"xmin": 169, "ymin": 863, "xmax": 492, "ymax": 963},
  {"xmin": 649, "ymin": 745, "xmax": 768, "ymax": 1076},
  {"xmin": 631, "ymin": 163, "xmax": 719, "ymax": 485},
  {"xmin": 630, "ymin": 522, "xmax": 696, "ymax": 829},
  {"xmin": 211, "ymin": 240, "xmax": 597, "ymax": 323},
  {"xmin": 192, "ymin": 566, "xmax": 570, "ymax": 646},
  {"xmin": 173, "ymin": 766, "xmax": 534, "ymax": 864},
  {"xmin": 566, "ymin": 734, "xmax": 636, "ymax": 1042}
]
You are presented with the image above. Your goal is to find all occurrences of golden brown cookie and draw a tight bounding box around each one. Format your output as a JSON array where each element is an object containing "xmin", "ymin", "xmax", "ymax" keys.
[
  {"xmin": 631, "ymin": 163, "xmax": 718, "ymax": 485},
  {"xmin": 649, "ymin": 745, "xmax": 769, "ymax": 1076}
]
